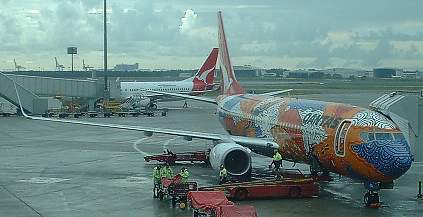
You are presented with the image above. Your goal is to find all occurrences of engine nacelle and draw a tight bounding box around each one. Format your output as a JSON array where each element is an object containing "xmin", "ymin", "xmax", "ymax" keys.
[{"xmin": 209, "ymin": 143, "xmax": 252, "ymax": 176}]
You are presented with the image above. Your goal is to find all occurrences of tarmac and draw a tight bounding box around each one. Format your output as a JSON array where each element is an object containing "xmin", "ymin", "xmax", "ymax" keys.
[{"xmin": 0, "ymin": 92, "xmax": 422, "ymax": 217}]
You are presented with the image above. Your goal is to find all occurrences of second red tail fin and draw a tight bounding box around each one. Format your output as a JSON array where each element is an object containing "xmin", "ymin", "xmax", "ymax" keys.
[{"xmin": 192, "ymin": 48, "xmax": 218, "ymax": 91}]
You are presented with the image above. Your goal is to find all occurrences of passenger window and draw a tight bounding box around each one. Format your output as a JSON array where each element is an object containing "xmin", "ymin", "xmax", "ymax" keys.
[
  {"xmin": 375, "ymin": 133, "xmax": 393, "ymax": 140},
  {"xmin": 393, "ymin": 133, "xmax": 405, "ymax": 140}
]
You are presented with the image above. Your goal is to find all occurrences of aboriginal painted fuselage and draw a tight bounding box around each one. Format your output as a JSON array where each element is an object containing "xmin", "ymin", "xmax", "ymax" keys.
[{"xmin": 216, "ymin": 94, "xmax": 413, "ymax": 183}]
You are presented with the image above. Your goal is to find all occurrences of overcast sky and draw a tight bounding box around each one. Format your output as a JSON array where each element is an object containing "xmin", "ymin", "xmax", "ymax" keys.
[{"xmin": 1, "ymin": 0, "xmax": 423, "ymax": 70}]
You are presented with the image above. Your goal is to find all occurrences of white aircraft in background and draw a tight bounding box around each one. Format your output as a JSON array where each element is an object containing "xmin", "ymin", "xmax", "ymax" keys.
[{"xmin": 120, "ymin": 48, "xmax": 218, "ymax": 109}]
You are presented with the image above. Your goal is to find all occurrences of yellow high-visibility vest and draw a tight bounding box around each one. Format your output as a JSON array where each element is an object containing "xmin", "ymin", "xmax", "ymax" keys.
[
  {"xmin": 153, "ymin": 167, "xmax": 161, "ymax": 180},
  {"xmin": 180, "ymin": 170, "xmax": 189, "ymax": 182},
  {"xmin": 273, "ymin": 152, "xmax": 282, "ymax": 161},
  {"xmin": 220, "ymin": 168, "xmax": 228, "ymax": 177}
]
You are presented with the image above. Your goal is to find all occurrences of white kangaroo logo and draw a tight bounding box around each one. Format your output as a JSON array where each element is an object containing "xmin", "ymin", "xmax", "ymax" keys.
[{"xmin": 196, "ymin": 67, "xmax": 215, "ymax": 84}]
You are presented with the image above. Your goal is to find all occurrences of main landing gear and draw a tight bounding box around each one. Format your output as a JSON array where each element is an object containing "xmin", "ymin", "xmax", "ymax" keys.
[{"xmin": 364, "ymin": 181, "xmax": 381, "ymax": 208}]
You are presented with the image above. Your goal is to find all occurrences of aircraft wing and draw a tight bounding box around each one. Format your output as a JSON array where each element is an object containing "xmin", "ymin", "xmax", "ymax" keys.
[
  {"xmin": 260, "ymin": 89, "xmax": 293, "ymax": 96},
  {"xmin": 23, "ymin": 114, "xmax": 278, "ymax": 152},
  {"xmin": 14, "ymin": 78, "xmax": 277, "ymax": 156},
  {"xmin": 146, "ymin": 90, "xmax": 217, "ymax": 104}
]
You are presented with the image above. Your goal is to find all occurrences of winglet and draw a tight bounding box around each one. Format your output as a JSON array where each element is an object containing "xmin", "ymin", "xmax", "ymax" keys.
[
  {"xmin": 12, "ymin": 77, "xmax": 30, "ymax": 118},
  {"xmin": 217, "ymin": 11, "xmax": 244, "ymax": 96}
]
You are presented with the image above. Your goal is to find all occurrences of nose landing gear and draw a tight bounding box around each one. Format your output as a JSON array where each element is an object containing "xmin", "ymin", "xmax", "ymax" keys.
[
  {"xmin": 364, "ymin": 181, "xmax": 381, "ymax": 208},
  {"xmin": 364, "ymin": 191, "xmax": 380, "ymax": 208}
]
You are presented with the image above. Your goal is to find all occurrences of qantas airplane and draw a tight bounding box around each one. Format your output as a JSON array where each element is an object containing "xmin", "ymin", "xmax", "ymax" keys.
[
  {"xmin": 120, "ymin": 48, "xmax": 218, "ymax": 109},
  {"xmin": 17, "ymin": 11, "xmax": 412, "ymax": 206}
]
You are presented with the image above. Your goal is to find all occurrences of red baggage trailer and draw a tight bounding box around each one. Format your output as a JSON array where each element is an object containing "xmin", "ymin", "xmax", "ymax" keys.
[
  {"xmin": 188, "ymin": 191, "xmax": 258, "ymax": 217},
  {"xmin": 188, "ymin": 191, "xmax": 234, "ymax": 216},
  {"xmin": 215, "ymin": 205, "xmax": 257, "ymax": 217}
]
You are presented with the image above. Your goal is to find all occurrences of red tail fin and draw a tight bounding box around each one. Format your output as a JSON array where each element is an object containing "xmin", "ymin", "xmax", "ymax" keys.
[
  {"xmin": 218, "ymin": 11, "xmax": 244, "ymax": 95},
  {"xmin": 192, "ymin": 48, "xmax": 218, "ymax": 91}
]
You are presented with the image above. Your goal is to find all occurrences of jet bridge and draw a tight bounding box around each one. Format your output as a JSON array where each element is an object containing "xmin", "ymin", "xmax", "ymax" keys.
[
  {"xmin": 0, "ymin": 72, "xmax": 47, "ymax": 114},
  {"xmin": 5, "ymin": 73, "xmax": 98, "ymax": 98},
  {"xmin": 370, "ymin": 91, "xmax": 423, "ymax": 161},
  {"xmin": 0, "ymin": 72, "xmax": 121, "ymax": 114}
]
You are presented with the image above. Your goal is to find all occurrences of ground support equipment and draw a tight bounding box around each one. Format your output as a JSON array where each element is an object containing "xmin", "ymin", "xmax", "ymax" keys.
[
  {"xmin": 156, "ymin": 175, "xmax": 197, "ymax": 209},
  {"xmin": 188, "ymin": 191, "xmax": 257, "ymax": 217},
  {"xmin": 144, "ymin": 151, "xmax": 209, "ymax": 165},
  {"xmin": 199, "ymin": 176, "xmax": 318, "ymax": 200}
]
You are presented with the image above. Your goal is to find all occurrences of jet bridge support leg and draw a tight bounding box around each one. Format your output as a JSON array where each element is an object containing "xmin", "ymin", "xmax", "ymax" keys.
[{"xmin": 88, "ymin": 99, "xmax": 96, "ymax": 111}]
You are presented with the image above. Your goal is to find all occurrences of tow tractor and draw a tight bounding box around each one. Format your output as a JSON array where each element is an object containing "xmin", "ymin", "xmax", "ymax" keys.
[
  {"xmin": 144, "ymin": 150, "xmax": 209, "ymax": 165},
  {"xmin": 155, "ymin": 175, "xmax": 197, "ymax": 208}
]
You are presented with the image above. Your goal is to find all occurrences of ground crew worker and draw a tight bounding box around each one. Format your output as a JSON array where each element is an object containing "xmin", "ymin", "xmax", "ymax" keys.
[
  {"xmin": 161, "ymin": 164, "xmax": 173, "ymax": 179},
  {"xmin": 219, "ymin": 165, "xmax": 228, "ymax": 184},
  {"xmin": 270, "ymin": 149, "xmax": 283, "ymax": 180},
  {"xmin": 153, "ymin": 165, "xmax": 162, "ymax": 182},
  {"xmin": 179, "ymin": 167, "xmax": 189, "ymax": 183},
  {"xmin": 152, "ymin": 165, "xmax": 162, "ymax": 198},
  {"xmin": 160, "ymin": 165, "xmax": 167, "ymax": 179}
]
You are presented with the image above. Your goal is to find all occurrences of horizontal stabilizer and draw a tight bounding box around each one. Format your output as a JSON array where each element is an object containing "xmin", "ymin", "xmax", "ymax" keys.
[{"xmin": 146, "ymin": 90, "xmax": 217, "ymax": 104}]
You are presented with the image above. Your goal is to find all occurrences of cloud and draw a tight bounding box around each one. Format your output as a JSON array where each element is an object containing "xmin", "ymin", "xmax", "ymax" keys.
[
  {"xmin": 1, "ymin": 0, "xmax": 423, "ymax": 70},
  {"xmin": 179, "ymin": 9, "xmax": 197, "ymax": 33}
]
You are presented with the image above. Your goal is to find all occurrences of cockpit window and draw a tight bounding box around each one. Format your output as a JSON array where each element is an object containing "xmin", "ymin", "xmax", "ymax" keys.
[
  {"xmin": 393, "ymin": 133, "xmax": 405, "ymax": 140},
  {"xmin": 375, "ymin": 133, "xmax": 393, "ymax": 140},
  {"xmin": 368, "ymin": 133, "xmax": 375, "ymax": 141},
  {"xmin": 361, "ymin": 132, "xmax": 403, "ymax": 142},
  {"xmin": 360, "ymin": 132, "xmax": 369, "ymax": 142}
]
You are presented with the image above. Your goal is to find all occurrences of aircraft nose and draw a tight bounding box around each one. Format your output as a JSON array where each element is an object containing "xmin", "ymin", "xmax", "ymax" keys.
[{"xmin": 352, "ymin": 140, "xmax": 413, "ymax": 179}]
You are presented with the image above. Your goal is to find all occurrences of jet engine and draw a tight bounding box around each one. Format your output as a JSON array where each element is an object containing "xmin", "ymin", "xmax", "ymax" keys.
[{"xmin": 209, "ymin": 143, "xmax": 252, "ymax": 177}]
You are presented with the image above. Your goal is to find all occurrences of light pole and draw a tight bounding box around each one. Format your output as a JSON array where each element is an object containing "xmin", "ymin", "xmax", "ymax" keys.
[
  {"xmin": 67, "ymin": 47, "xmax": 77, "ymax": 72},
  {"xmin": 103, "ymin": 0, "xmax": 109, "ymax": 100}
]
